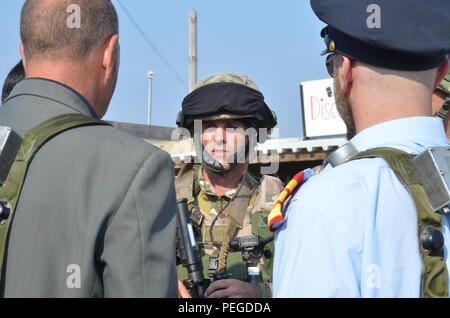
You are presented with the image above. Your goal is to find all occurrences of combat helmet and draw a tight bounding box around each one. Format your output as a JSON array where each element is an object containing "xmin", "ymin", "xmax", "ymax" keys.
[
  {"xmin": 177, "ymin": 73, "xmax": 276, "ymax": 130},
  {"xmin": 176, "ymin": 72, "xmax": 277, "ymax": 174},
  {"xmin": 434, "ymin": 70, "xmax": 450, "ymax": 119}
]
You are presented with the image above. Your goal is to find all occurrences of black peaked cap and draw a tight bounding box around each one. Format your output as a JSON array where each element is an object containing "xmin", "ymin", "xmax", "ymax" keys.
[{"xmin": 311, "ymin": 0, "xmax": 450, "ymax": 70}]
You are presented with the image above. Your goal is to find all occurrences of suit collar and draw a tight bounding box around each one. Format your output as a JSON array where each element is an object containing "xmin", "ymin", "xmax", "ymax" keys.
[{"xmin": 5, "ymin": 78, "xmax": 99, "ymax": 118}]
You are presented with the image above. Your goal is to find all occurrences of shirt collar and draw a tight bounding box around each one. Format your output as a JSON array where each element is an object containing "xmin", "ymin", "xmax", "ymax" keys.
[
  {"xmin": 351, "ymin": 116, "xmax": 449, "ymax": 155},
  {"xmin": 26, "ymin": 78, "xmax": 99, "ymax": 118}
]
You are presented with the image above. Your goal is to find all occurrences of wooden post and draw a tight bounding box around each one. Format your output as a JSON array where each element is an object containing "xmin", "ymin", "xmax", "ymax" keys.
[{"xmin": 188, "ymin": 10, "xmax": 198, "ymax": 93}]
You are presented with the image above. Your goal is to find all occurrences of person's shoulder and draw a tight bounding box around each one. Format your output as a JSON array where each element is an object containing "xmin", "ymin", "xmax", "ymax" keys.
[
  {"xmin": 289, "ymin": 156, "xmax": 391, "ymax": 213},
  {"xmin": 256, "ymin": 174, "xmax": 283, "ymax": 190},
  {"xmin": 282, "ymin": 157, "xmax": 393, "ymax": 250},
  {"xmin": 71, "ymin": 123, "xmax": 173, "ymax": 170},
  {"xmin": 83, "ymin": 124, "xmax": 165, "ymax": 152},
  {"xmin": 252, "ymin": 174, "xmax": 284, "ymax": 213}
]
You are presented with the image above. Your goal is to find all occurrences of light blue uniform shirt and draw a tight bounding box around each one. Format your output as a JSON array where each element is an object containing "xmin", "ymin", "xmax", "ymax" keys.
[{"xmin": 274, "ymin": 117, "xmax": 450, "ymax": 297}]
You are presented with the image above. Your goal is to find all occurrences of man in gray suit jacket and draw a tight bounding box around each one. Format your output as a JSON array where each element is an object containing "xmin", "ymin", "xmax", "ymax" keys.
[{"xmin": 0, "ymin": 0, "xmax": 178, "ymax": 297}]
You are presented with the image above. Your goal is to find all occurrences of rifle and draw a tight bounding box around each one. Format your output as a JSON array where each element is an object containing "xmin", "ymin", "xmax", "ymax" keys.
[
  {"xmin": 229, "ymin": 235, "xmax": 273, "ymax": 284},
  {"xmin": 176, "ymin": 198, "xmax": 210, "ymax": 298}
]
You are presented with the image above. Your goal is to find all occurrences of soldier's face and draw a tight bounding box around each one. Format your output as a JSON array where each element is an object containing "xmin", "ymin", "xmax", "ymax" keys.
[{"xmin": 201, "ymin": 119, "xmax": 248, "ymax": 169}]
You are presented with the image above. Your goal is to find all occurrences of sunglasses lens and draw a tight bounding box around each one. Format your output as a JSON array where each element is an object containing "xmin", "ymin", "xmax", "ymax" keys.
[
  {"xmin": 325, "ymin": 54, "xmax": 336, "ymax": 77},
  {"xmin": 326, "ymin": 63, "xmax": 334, "ymax": 77}
]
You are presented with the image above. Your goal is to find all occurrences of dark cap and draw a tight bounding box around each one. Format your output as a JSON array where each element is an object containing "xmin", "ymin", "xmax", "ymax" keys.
[
  {"xmin": 178, "ymin": 73, "xmax": 277, "ymax": 131},
  {"xmin": 311, "ymin": 0, "xmax": 450, "ymax": 71}
]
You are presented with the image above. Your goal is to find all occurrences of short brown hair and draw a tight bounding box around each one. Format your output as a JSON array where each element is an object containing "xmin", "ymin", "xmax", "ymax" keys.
[{"xmin": 20, "ymin": 0, "xmax": 119, "ymax": 60}]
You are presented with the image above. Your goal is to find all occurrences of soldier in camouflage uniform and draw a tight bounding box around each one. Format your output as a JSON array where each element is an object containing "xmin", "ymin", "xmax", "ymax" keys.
[
  {"xmin": 432, "ymin": 70, "xmax": 450, "ymax": 139},
  {"xmin": 175, "ymin": 73, "xmax": 283, "ymax": 298}
]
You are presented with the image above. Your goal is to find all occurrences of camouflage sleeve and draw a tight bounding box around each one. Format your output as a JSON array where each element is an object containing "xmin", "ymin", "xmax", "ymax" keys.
[
  {"xmin": 251, "ymin": 175, "xmax": 284, "ymax": 214},
  {"xmin": 250, "ymin": 175, "xmax": 283, "ymax": 296}
]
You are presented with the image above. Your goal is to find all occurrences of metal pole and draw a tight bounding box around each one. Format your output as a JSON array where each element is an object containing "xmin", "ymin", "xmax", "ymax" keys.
[
  {"xmin": 147, "ymin": 71, "xmax": 154, "ymax": 125},
  {"xmin": 188, "ymin": 10, "xmax": 198, "ymax": 93}
]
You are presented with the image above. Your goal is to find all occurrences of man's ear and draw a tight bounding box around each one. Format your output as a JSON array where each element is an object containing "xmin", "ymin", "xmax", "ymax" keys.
[
  {"xmin": 434, "ymin": 58, "xmax": 449, "ymax": 90},
  {"xmin": 102, "ymin": 34, "xmax": 119, "ymax": 79},
  {"xmin": 338, "ymin": 56, "xmax": 354, "ymax": 94},
  {"xmin": 20, "ymin": 43, "xmax": 27, "ymax": 75}
]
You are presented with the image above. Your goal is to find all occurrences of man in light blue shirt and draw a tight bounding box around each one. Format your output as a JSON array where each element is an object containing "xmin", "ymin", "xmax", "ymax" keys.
[
  {"xmin": 275, "ymin": 118, "xmax": 449, "ymax": 297},
  {"xmin": 274, "ymin": 0, "xmax": 450, "ymax": 297}
]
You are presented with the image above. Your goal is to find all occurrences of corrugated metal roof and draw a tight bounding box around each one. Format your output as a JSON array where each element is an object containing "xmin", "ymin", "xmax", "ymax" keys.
[
  {"xmin": 109, "ymin": 121, "xmax": 347, "ymax": 165},
  {"xmin": 256, "ymin": 137, "xmax": 347, "ymax": 154}
]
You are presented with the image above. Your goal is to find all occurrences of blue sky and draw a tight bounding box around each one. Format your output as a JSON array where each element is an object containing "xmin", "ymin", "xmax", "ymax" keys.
[{"xmin": 0, "ymin": 0, "xmax": 329, "ymax": 138}]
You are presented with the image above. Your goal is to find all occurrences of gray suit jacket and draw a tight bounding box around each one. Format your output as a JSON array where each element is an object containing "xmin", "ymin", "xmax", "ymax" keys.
[{"xmin": 0, "ymin": 79, "xmax": 178, "ymax": 297}]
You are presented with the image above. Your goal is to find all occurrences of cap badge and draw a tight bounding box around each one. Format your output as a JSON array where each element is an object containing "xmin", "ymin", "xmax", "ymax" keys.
[{"xmin": 329, "ymin": 40, "xmax": 336, "ymax": 52}]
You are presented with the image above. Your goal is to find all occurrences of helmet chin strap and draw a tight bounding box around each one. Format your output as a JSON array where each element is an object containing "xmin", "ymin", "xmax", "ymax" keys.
[{"xmin": 200, "ymin": 141, "xmax": 250, "ymax": 176}]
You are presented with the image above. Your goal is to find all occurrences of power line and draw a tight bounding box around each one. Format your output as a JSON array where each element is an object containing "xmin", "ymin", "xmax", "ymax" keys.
[{"xmin": 115, "ymin": 0, "xmax": 188, "ymax": 89}]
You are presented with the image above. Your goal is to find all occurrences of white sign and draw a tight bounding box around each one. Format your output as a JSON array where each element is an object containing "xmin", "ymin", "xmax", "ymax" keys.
[{"xmin": 300, "ymin": 78, "xmax": 346, "ymax": 138}]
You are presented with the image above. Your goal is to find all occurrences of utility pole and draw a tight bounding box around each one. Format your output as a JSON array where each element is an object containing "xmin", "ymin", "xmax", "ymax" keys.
[
  {"xmin": 147, "ymin": 71, "xmax": 154, "ymax": 125},
  {"xmin": 188, "ymin": 10, "xmax": 198, "ymax": 93}
]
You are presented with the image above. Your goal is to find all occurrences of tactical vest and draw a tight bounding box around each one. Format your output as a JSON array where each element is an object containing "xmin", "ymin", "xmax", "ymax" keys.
[
  {"xmin": 0, "ymin": 114, "xmax": 111, "ymax": 284},
  {"xmin": 350, "ymin": 147, "xmax": 448, "ymax": 298},
  {"xmin": 175, "ymin": 164, "xmax": 277, "ymax": 288}
]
